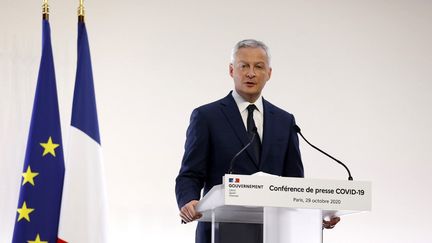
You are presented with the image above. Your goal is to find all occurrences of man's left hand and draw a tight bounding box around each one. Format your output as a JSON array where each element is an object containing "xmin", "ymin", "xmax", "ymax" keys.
[{"xmin": 323, "ymin": 217, "xmax": 340, "ymax": 229}]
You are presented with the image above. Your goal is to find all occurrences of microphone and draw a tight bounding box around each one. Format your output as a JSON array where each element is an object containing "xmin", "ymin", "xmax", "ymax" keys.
[
  {"xmin": 294, "ymin": 125, "xmax": 353, "ymax": 180},
  {"xmin": 228, "ymin": 128, "xmax": 257, "ymax": 174}
]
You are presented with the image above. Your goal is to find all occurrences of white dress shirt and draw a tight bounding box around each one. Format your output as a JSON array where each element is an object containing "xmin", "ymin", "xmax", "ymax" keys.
[{"xmin": 231, "ymin": 90, "xmax": 264, "ymax": 142}]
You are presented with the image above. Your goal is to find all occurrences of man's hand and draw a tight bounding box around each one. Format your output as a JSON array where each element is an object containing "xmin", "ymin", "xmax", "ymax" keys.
[
  {"xmin": 323, "ymin": 216, "xmax": 340, "ymax": 229},
  {"xmin": 180, "ymin": 200, "xmax": 202, "ymax": 223}
]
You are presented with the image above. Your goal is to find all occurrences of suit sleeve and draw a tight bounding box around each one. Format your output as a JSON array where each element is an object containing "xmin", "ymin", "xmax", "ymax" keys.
[
  {"xmin": 175, "ymin": 108, "xmax": 210, "ymax": 209},
  {"xmin": 283, "ymin": 115, "xmax": 304, "ymax": 177}
]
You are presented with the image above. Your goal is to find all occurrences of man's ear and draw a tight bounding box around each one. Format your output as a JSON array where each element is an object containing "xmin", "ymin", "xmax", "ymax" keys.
[{"xmin": 229, "ymin": 63, "xmax": 234, "ymax": 78}]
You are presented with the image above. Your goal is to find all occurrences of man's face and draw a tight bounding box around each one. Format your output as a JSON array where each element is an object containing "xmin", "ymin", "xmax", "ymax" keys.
[{"xmin": 230, "ymin": 47, "xmax": 272, "ymax": 102}]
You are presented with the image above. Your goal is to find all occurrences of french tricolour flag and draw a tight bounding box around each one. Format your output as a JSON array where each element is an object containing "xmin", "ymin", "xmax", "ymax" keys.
[{"xmin": 57, "ymin": 21, "xmax": 108, "ymax": 243}]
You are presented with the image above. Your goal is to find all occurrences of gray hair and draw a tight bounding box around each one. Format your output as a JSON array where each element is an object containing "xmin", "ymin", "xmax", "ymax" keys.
[{"xmin": 230, "ymin": 39, "xmax": 271, "ymax": 66}]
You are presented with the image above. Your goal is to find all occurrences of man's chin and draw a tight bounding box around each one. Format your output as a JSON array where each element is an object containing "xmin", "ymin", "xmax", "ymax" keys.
[{"xmin": 238, "ymin": 91, "xmax": 261, "ymax": 102}]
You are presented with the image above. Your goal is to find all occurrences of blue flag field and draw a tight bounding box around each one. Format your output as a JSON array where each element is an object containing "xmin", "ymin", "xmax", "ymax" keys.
[{"xmin": 12, "ymin": 19, "xmax": 65, "ymax": 243}]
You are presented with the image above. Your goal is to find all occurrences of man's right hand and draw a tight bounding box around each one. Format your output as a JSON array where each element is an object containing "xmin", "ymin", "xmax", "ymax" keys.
[{"xmin": 180, "ymin": 200, "xmax": 202, "ymax": 223}]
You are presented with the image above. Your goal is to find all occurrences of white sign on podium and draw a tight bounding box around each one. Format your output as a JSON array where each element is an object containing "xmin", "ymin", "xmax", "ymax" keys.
[{"xmin": 196, "ymin": 174, "xmax": 371, "ymax": 243}]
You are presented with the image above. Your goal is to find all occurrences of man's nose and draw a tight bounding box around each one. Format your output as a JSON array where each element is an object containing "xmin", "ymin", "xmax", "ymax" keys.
[{"xmin": 246, "ymin": 69, "xmax": 256, "ymax": 79}]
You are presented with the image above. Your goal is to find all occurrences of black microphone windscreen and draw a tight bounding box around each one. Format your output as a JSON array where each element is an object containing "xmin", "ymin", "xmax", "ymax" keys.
[{"xmin": 294, "ymin": 125, "xmax": 301, "ymax": 133}]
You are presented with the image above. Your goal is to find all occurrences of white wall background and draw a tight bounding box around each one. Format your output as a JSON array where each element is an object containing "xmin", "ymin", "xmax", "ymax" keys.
[{"xmin": 1, "ymin": 0, "xmax": 432, "ymax": 242}]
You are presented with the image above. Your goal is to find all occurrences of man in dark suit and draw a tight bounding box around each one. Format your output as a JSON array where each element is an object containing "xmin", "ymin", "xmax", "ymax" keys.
[{"xmin": 175, "ymin": 39, "xmax": 337, "ymax": 243}]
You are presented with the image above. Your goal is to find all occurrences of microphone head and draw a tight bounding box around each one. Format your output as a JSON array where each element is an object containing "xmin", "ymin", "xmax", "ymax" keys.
[{"xmin": 294, "ymin": 125, "xmax": 301, "ymax": 133}]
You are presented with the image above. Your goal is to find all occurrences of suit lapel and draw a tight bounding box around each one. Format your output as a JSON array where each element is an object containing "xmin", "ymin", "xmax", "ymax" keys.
[
  {"xmin": 260, "ymin": 98, "xmax": 276, "ymax": 169},
  {"xmin": 220, "ymin": 93, "xmax": 260, "ymax": 168}
]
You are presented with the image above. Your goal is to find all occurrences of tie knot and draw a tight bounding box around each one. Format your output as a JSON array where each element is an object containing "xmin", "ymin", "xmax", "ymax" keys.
[{"xmin": 247, "ymin": 104, "xmax": 257, "ymax": 114}]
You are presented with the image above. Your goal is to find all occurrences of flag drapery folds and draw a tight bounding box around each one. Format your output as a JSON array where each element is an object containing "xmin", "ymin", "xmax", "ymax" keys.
[
  {"xmin": 12, "ymin": 19, "xmax": 65, "ymax": 243},
  {"xmin": 57, "ymin": 21, "xmax": 108, "ymax": 243}
]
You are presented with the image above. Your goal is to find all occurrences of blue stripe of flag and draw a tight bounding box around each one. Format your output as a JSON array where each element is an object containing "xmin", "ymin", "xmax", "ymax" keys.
[{"xmin": 71, "ymin": 22, "xmax": 100, "ymax": 144}]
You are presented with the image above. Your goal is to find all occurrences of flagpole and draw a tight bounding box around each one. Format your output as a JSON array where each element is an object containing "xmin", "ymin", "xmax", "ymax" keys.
[
  {"xmin": 42, "ymin": 0, "xmax": 49, "ymax": 20},
  {"xmin": 78, "ymin": 0, "xmax": 85, "ymax": 22}
]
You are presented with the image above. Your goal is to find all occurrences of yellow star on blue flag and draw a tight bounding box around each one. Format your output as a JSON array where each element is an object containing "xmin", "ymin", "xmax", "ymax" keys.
[
  {"xmin": 22, "ymin": 166, "xmax": 39, "ymax": 186},
  {"xmin": 40, "ymin": 136, "xmax": 60, "ymax": 157},
  {"xmin": 17, "ymin": 202, "xmax": 34, "ymax": 222},
  {"xmin": 27, "ymin": 234, "xmax": 48, "ymax": 243}
]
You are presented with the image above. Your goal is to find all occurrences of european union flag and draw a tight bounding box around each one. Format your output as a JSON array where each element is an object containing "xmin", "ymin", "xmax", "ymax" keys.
[{"xmin": 12, "ymin": 19, "xmax": 65, "ymax": 243}]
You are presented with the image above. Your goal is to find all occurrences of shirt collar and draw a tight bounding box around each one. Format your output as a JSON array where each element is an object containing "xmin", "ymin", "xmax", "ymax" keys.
[{"xmin": 232, "ymin": 89, "xmax": 264, "ymax": 113}]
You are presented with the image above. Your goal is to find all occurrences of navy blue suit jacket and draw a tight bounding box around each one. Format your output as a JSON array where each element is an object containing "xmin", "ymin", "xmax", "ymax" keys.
[{"xmin": 175, "ymin": 92, "xmax": 304, "ymax": 242}]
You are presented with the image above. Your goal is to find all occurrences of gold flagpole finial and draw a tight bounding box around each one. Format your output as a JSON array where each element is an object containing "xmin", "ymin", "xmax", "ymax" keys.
[
  {"xmin": 42, "ymin": 0, "xmax": 49, "ymax": 20},
  {"xmin": 78, "ymin": 0, "xmax": 85, "ymax": 22}
]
